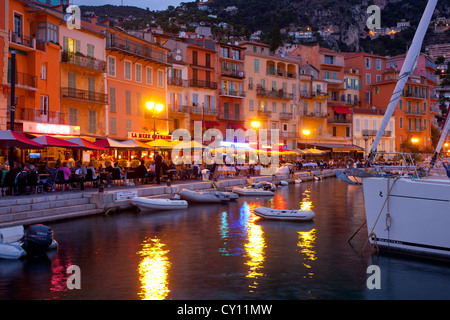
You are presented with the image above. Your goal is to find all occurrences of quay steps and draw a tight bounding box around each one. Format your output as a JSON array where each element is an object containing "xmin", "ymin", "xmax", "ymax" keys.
[{"xmin": 0, "ymin": 192, "xmax": 103, "ymax": 228}]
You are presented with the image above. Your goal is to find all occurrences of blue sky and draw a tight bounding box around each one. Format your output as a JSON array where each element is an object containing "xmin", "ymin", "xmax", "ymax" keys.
[{"xmin": 71, "ymin": 0, "xmax": 189, "ymax": 11}]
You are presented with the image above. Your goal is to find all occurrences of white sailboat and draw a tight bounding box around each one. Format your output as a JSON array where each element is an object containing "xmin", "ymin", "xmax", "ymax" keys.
[{"xmin": 360, "ymin": 0, "xmax": 450, "ymax": 260}]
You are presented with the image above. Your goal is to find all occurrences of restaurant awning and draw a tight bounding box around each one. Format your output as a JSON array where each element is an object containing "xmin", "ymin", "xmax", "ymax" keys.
[
  {"xmin": 93, "ymin": 138, "xmax": 129, "ymax": 149},
  {"xmin": 314, "ymin": 143, "xmax": 364, "ymax": 152},
  {"xmin": 147, "ymin": 139, "xmax": 174, "ymax": 149},
  {"xmin": 32, "ymin": 135, "xmax": 79, "ymax": 148},
  {"xmin": 332, "ymin": 106, "xmax": 352, "ymax": 114},
  {"xmin": 121, "ymin": 139, "xmax": 154, "ymax": 149},
  {"xmin": 67, "ymin": 137, "xmax": 107, "ymax": 150},
  {"xmin": 0, "ymin": 130, "xmax": 43, "ymax": 148}
]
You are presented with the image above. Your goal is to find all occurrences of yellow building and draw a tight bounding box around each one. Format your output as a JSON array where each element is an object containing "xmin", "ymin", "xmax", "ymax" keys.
[
  {"xmin": 240, "ymin": 41, "xmax": 300, "ymax": 150},
  {"xmin": 299, "ymin": 64, "xmax": 328, "ymax": 148}
]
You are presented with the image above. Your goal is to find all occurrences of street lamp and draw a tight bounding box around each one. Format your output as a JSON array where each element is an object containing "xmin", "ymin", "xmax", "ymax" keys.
[
  {"xmin": 146, "ymin": 102, "xmax": 164, "ymax": 137},
  {"xmin": 251, "ymin": 121, "xmax": 261, "ymax": 129},
  {"xmin": 302, "ymin": 129, "xmax": 310, "ymax": 149}
]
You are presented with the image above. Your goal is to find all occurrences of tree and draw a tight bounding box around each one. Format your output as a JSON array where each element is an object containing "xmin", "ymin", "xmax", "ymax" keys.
[{"xmin": 270, "ymin": 23, "xmax": 282, "ymax": 52}]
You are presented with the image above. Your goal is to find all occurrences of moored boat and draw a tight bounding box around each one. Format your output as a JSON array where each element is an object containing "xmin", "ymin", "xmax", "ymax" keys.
[
  {"xmin": 232, "ymin": 186, "xmax": 274, "ymax": 196},
  {"xmin": 179, "ymin": 189, "xmax": 236, "ymax": 203},
  {"xmin": 253, "ymin": 207, "xmax": 315, "ymax": 221},
  {"xmin": 132, "ymin": 197, "xmax": 188, "ymax": 211},
  {"xmin": 0, "ymin": 224, "xmax": 57, "ymax": 259}
]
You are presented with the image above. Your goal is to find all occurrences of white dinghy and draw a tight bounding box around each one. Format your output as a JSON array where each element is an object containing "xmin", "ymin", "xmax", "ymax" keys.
[
  {"xmin": 132, "ymin": 197, "xmax": 188, "ymax": 211},
  {"xmin": 0, "ymin": 225, "xmax": 26, "ymax": 259},
  {"xmin": 253, "ymin": 207, "xmax": 315, "ymax": 221},
  {"xmin": 232, "ymin": 186, "xmax": 274, "ymax": 196},
  {"xmin": 179, "ymin": 189, "xmax": 237, "ymax": 203},
  {"xmin": 0, "ymin": 225, "xmax": 58, "ymax": 259}
]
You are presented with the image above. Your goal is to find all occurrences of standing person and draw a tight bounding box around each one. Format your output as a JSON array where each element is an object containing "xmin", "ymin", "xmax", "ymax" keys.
[{"xmin": 155, "ymin": 151, "xmax": 162, "ymax": 184}]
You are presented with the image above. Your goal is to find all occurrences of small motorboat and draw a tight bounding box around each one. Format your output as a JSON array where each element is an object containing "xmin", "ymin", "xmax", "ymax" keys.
[
  {"xmin": 179, "ymin": 189, "xmax": 236, "ymax": 203},
  {"xmin": 232, "ymin": 186, "xmax": 274, "ymax": 196},
  {"xmin": 132, "ymin": 197, "xmax": 188, "ymax": 211},
  {"xmin": 0, "ymin": 224, "xmax": 57, "ymax": 259},
  {"xmin": 253, "ymin": 207, "xmax": 315, "ymax": 221}
]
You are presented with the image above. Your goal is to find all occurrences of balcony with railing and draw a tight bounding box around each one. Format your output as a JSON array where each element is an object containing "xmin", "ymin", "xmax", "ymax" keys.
[
  {"xmin": 405, "ymin": 126, "xmax": 425, "ymax": 132},
  {"xmin": 189, "ymin": 106, "xmax": 218, "ymax": 116},
  {"xmin": 257, "ymin": 109, "xmax": 272, "ymax": 118},
  {"xmin": 361, "ymin": 129, "xmax": 391, "ymax": 137},
  {"xmin": 328, "ymin": 117, "xmax": 352, "ymax": 124},
  {"xmin": 9, "ymin": 31, "xmax": 35, "ymax": 50},
  {"xmin": 256, "ymin": 86, "xmax": 294, "ymax": 100},
  {"xmin": 221, "ymin": 68, "xmax": 245, "ymax": 79},
  {"xmin": 404, "ymin": 92, "xmax": 426, "ymax": 99},
  {"xmin": 168, "ymin": 104, "xmax": 190, "ymax": 117},
  {"xmin": 300, "ymin": 90, "xmax": 329, "ymax": 98},
  {"xmin": 7, "ymin": 71, "xmax": 37, "ymax": 90},
  {"xmin": 189, "ymin": 79, "xmax": 217, "ymax": 89},
  {"xmin": 61, "ymin": 51, "xmax": 106, "ymax": 72},
  {"xmin": 405, "ymin": 108, "xmax": 427, "ymax": 116},
  {"xmin": 61, "ymin": 87, "xmax": 108, "ymax": 104},
  {"xmin": 218, "ymin": 112, "xmax": 245, "ymax": 121},
  {"xmin": 167, "ymin": 77, "xmax": 188, "ymax": 87},
  {"xmin": 279, "ymin": 112, "xmax": 294, "ymax": 119},
  {"xmin": 15, "ymin": 108, "xmax": 66, "ymax": 125},
  {"xmin": 301, "ymin": 110, "xmax": 327, "ymax": 118},
  {"xmin": 320, "ymin": 57, "xmax": 344, "ymax": 68},
  {"xmin": 219, "ymin": 89, "xmax": 246, "ymax": 98},
  {"xmin": 106, "ymin": 34, "xmax": 169, "ymax": 66}
]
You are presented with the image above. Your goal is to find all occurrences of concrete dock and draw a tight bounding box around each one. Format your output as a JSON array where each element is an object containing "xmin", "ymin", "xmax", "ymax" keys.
[{"xmin": 0, "ymin": 169, "xmax": 336, "ymax": 228}]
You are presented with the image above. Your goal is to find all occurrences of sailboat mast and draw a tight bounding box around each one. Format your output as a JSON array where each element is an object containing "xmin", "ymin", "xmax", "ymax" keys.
[{"xmin": 367, "ymin": 0, "xmax": 439, "ymax": 163}]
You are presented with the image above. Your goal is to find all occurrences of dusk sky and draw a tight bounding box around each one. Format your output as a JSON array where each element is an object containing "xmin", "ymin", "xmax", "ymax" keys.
[{"xmin": 71, "ymin": 0, "xmax": 190, "ymax": 11}]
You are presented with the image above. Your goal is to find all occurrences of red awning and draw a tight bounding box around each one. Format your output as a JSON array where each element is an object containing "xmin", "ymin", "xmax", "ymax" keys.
[
  {"xmin": 333, "ymin": 106, "xmax": 352, "ymax": 114},
  {"xmin": 204, "ymin": 121, "xmax": 220, "ymax": 127},
  {"xmin": 228, "ymin": 123, "xmax": 246, "ymax": 130}
]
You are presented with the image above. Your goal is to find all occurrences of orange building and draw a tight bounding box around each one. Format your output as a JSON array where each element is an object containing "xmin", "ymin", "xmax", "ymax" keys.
[
  {"xmin": 0, "ymin": 0, "xmax": 8, "ymax": 131},
  {"xmin": 3, "ymin": 0, "xmax": 73, "ymax": 137},
  {"xmin": 105, "ymin": 26, "xmax": 170, "ymax": 141},
  {"xmin": 372, "ymin": 69, "xmax": 437, "ymax": 152},
  {"xmin": 344, "ymin": 52, "xmax": 386, "ymax": 108}
]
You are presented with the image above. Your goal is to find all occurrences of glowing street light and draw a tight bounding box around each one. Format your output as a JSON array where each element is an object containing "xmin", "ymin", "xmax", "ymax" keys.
[
  {"xmin": 302, "ymin": 129, "xmax": 310, "ymax": 149},
  {"xmin": 251, "ymin": 121, "xmax": 261, "ymax": 129},
  {"xmin": 146, "ymin": 101, "xmax": 164, "ymax": 137}
]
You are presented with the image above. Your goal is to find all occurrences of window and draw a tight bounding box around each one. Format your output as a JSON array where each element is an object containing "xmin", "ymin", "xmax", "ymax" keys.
[
  {"xmin": 125, "ymin": 90, "xmax": 131, "ymax": 114},
  {"xmin": 332, "ymin": 126, "xmax": 337, "ymax": 137},
  {"xmin": 254, "ymin": 59, "xmax": 259, "ymax": 73},
  {"xmin": 366, "ymin": 74, "xmax": 371, "ymax": 84},
  {"xmin": 232, "ymin": 49, "xmax": 239, "ymax": 60},
  {"xmin": 110, "ymin": 117, "xmax": 117, "ymax": 134},
  {"xmin": 135, "ymin": 64, "xmax": 142, "ymax": 82},
  {"xmin": 68, "ymin": 108, "xmax": 78, "ymax": 126},
  {"xmin": 146, "ymin": 67, "xmax": 152, "ymax": 85},
  {"xmin": 88, "ymin": 110, "xmax": 97, "ymax": 133},
  {"xmin": 376, "ymin": 74, "xmax": 381, "ymax": 82},
  {"xmin": 157, "ymin": 70, "xmax": 164, "ymax": 87},
  {"xmin": 124, "ymin": 61, "xmax": 132, "ymax": 80},
  {"xmin": 87, "ymin": 44, "xmax": 94, "ymax": 58},
  {"xmin": 346, "ymin": 127, "xmax": 350, "ymax": 137},
  {"xmin": 14, "ymin": 14, "xmax": 22, "ymax": 37},
  {"xmin": 126, "ymin": 119, "xmax": 132, "ymax": 135},
  {"xmin": 40, "ymin": 64, "xmax": 47, "ymax": 80},
  {"xmin": 221, "ymin": 47, "xmax": 228, "ymax": 58},
  {"xmin": 68, "ymin": 72, "xmax": 76, "ymax": 89},
  {"xmin": 137, "ymin": 92, "xmax": 142, "ymax": 116},
  {"xmin": 192, "ymin": 51, "xmax": 198, "ymax": 65},
  {"xmin": 356, "ymin": 118, "xmax": 360, "ymax": 132},
  {"xmin": 109, "ymin": 87, "xmax": 116, "ymax": 112},
  {"xmin": 365, "ymin": 57, "xmax": 372, "ymax": 69},
  {"xmin": 108, "ymin": 56, "xmax": 116, "ymax": 77},
  {"xmin": 40, "ymin": 95, "xmax": 49, "ymax": 117},
  {"xmin": 249, "ymin": 100, "xmax": 254, "ymax": 111},
  {"xmin": 205, "ymin": 53, "xmax": 211, "ymax": 67},
  {"xmin": 376, "ymin": 59, "xmax": 382, "ymax": 70},
  {"xmin": 47, "ymin": 23, "xmax": 58, "ymax": 43}
]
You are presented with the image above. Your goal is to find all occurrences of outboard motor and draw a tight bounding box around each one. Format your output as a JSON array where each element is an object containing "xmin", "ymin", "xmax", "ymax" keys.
[{"xmin": 21, "ymin": 224, "xmax": 54, "ymax": 255}]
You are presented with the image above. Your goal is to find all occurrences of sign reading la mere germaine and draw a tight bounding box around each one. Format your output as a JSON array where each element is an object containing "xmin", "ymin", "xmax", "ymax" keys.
[{"xmin": 128, "ymin": 132, "xmax": 172, "ymax": 140}]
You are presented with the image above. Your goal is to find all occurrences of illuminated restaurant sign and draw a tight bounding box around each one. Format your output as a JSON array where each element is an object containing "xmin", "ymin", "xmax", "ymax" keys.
[
  {"xmin": 128, "ymin": 132, "xmax": 172, "ymax": 140},
  {"xmin": 23, "ymin": 122, "xmax": 80, "ymax": 135}
]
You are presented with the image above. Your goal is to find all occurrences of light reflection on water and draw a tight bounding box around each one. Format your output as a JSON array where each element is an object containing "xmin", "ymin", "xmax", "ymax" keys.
[{"xmin": 137, "ymin": 237, "xmax": 171, "ymax": 300}]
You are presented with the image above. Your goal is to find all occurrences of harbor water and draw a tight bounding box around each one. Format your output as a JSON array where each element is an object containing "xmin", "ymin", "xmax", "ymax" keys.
[{"xmin": 1, "ymin": 178, "xmax": 450, "ymax": 300}]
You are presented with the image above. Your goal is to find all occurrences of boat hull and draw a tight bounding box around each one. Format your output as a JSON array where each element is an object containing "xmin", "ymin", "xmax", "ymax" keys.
[
  {"xmin": 362, "ymin": 177, "xmax": 450, "ymax": 259},
  {"xmin": 254, "ymin": 207, "xmax": 315, "ymax": 221},
  {"xmin": 232, "ymin": 187, "xmax": 274, "ymax": 196},
  {"xmin": 132, "ymin": 197, "xmax": 188, "ymax": 211},
  {"xmin": 179, "ymin": 189, "xmax": 234, "ymax": 203}
]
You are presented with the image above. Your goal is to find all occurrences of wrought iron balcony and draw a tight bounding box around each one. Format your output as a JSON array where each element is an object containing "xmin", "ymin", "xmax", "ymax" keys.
[
  {"xmin": 61, "ymin": 51, "xmax": 106, "ymax": 72},
  {"xmin": 61, "ymin": 87, "xmax": 108, "ymax": 104}
]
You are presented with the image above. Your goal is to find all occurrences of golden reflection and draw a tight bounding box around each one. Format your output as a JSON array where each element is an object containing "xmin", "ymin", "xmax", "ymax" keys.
[
  {"xmin": 137, "ymin": 237, "xmax": 171, "ymax": 300},
  {"xmin": 300, "ymin": 188, "xmax": 313, "ymax": 211},
  {"xmin": 244, "ymin": 201, "xmax": 266, "ymax": 292},
  {"xmin": 297, "ymin": 229, "xmax": 317, "ymax": 278},
  {"xmin": 272, "ymin": 194, "xmax": 287, "ymax": 210}
]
